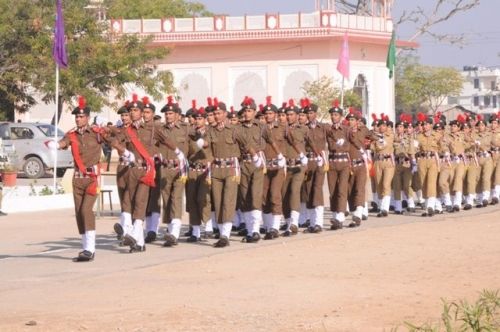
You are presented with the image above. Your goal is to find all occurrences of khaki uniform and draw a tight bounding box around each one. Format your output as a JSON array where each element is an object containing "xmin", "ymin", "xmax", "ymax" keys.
[
  {"xmin": 416, "ymin": 130, "xmax": 441, "ymax": 211},
  {"xmin": 281, "ymin": 123, "xmax": 308, "ymax": 231},
  {"xmin": 472, "ymin": 130, "xmax": 493, "ymax": 203},
  {"xmin": 157, "ymin": 122, "xmax": 190, "ymax": 222},
  {"xmin": 445, "ymin": 131, "xmax": 468, "ymax": 209},
  {"xmin": 372, "ymin": 130, "xmax": 395, "ymax": 213},
  {"xmin": 206, "ymin": 123, "xmax": 246, "ymax": 240},
  {"xmin": 302, "ymin": 121, "xmax": 327, "ymax": 227},
  {"xmin": 262, "ymin": 123, "xmax": 287, "ymax": 233},
  {"xmin": 392, "ymin": 131, "xmax": 415, "ymax": 212},
  {"xmin": 348, "ymin": 126, "xmax": 369, "ymax": 221},
  {"xmin": 491, "ymin": 127, "xmax": 500, "ymax": 201},
  {"xmin": 326, "ymin": 123, "xmax": 351, "ymax": 221},
  {"xmin": 237, "ymin": 120, "xmax": 273, "ymax": 237},
  {"xmin": 186, "ymin": 127, "xmax": 212, "ymax": 229},
  {"xmin": 59, "ymin": 126, "xmax": 102, "ymax": 235},
  {"xmin": 122, "ymin": 120, "xmax": 176, "ymax": 248},
  {"xmin": 463, "ymin": 130, "xmax": 477, "ymax": 207}
]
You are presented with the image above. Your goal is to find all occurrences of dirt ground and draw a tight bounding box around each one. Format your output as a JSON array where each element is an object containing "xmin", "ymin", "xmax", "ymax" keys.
[{"xmin": 0, "ymin": 206, "xmax": 499, "ymax": 332}]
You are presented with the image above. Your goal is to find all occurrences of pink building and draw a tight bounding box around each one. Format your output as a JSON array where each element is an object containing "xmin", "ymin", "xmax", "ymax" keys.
[{"xmin": 108, "ymin": 0, "xmax": 414, "ymax": 120}]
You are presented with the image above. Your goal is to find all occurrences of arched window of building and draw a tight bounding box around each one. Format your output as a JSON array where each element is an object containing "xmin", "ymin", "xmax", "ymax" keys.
[
  {"xmin": 233, "ymin": 72, "xmax": 266, "ymax": 107},
  {"xmin": 353, "ymin": 74, "xmax": 369, "ymax": 117},
  {"xmin": 178, "ymin": 73, "xmax": 210, "ymax": 111}
]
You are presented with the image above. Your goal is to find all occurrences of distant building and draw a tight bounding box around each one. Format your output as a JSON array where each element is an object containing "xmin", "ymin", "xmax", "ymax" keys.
[{"xmin": 442, "ymin": 66, "xmax": 500, "ymax": 119}]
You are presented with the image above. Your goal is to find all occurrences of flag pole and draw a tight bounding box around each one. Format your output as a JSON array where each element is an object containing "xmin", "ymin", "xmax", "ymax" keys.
[
  {"xmin": 53, "ymin": 64, "xmax": 59, "ymax": 195},
  {"xmin": 340, "ymin": 76, "xmax": 345, "ymax": 109}
]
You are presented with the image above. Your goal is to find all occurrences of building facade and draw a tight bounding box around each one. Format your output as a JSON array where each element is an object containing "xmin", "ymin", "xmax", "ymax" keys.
[{"xmin": 19, "ymin": 1, "xmax": 415, "ymax": 129}]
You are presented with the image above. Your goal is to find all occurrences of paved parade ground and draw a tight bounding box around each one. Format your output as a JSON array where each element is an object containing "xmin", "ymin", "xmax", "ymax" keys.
[{"xmin": 0, "ymin": 206, "xmax": 499, "ymax": 331}]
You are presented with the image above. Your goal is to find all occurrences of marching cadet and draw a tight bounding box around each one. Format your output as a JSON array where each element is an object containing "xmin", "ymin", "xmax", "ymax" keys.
[
  {"xmin": 346, "ymin": 108, "xmax": 369, "ymax": 226},
  {"xmin": 185, "ymin": 107, "xmax": 213, "ymax": 242},
  {"xmin": 490, "ymin": 113, "xmax": 500, "ymax": 204},
  {"xmin": 434, "ymin": 119, "xmax": 449, "ymax": 214},
  {"xmin": 159, "ymin": 96, "xmax": 191, "ymax": 247},
  {"xmin": 261, "ymin": 97, "xmax": 287, "ymax": 239},
  {"xmin": 47, "ymin": 96, "xmax": 112, "ymax": 262},
  {"xmin": 472, "ymin": 115, "xmax": 493, "ymax": 207},
  {"xmin": 445, "ymin": 114, "xmax": 469, "ymax": 211},
  {"xmin": 325, "ymin": 100, "xmax": 351, "ymax": 229},
  {"xmin": 371, "ymin": 114, "xmax": 395, "ymax": 217},
  {"xmin": 462, "ymin": 120, "xmax": 477, "ymax": 210},
  {"xmin": 391, "ymin": 114, "xmax": 415, "ymax": 215},
  {"xmin": 415, "ymin": 112, "xmax": 441, "ymax": 217},
  {"xmin": 277, "ymin": 102, "xmax": 288, "ymax": 126},
  {"xmin": 142, "ymin": 97, "xmax": 162, "ymax": 243},
  {"xmin": 197, "ymin": 98, "xmax": 256, "ymax": 248},
  {"xmin": 281, "ymin": 100, "xmax": 310, "ymax": 236},
  {"xmin": 111, "ymin": 102, "xmax": 133, "ymax": 241},
  {"xmin": 411, "ymin": 120, "xmax": 425, "ymax": 207},
  {"xmin": 238, "ymin": 96, "xmax": 282, "ymax": 243},
  {"xmin": 301, "ymin": 98, "xmax": 328, "ymax": 232},
  {"xmin": 116, "ymin": 94, "xmax": 183, "ymax": 253}
]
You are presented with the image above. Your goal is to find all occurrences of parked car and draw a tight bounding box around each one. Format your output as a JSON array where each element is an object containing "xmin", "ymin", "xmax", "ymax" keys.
[{"xmin": 0, "ymin": 122, "xmax": 74, "ymax": 178}]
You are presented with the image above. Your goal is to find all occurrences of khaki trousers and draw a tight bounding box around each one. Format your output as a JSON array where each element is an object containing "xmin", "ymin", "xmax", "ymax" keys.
[
  {"xmin": 160, "ymin": 168, "xmax": 185, "ymax": 223},
  {"xmin": 375, "ymin": 159, "xmax": 395, "ymax": 197},
  {"xmin": 116, "ymin": 165, "xmax": 131, "ymax": 214},
  {"xmin": 282, "ymin": 166, "xmax": 305, "ymax": 218},
  {"xmin": 125, "ymin": 167, "xmax": 151, "ymax": 221},
  {"xmin": 348, "ymin": 163, "xmax": 367, "ymax": 208},
  {"xmin": 238, "ymin": 161, "xmax": 264, "ymax": 212},
  {"xmin": 392, "ymin": 164, "xmax": 413, "ymax": 200},
  {"xmin": 327, "ymin": 161, "xmax": 350, "ymax": 213},
  {"xmin": 262, "ymin": 167, "xmax": 285, "ymax": 215},
  {"xmin": 302, "ymin": 161, "xmax": 326, "ymax": 209},
  {"xmin": 72, "ymin": 178, "xmax": 98, "ymax": 234},
  {"xmin": 417, "ymin": 158, "xmax": 438, "ymax": 198},
  {"xmin": 186, "ymin": 169, "xmax": 211, "ymax": 226},
  {"xmin": 211, "ymin": 167, "xmax": 239, "ymax": 223}
]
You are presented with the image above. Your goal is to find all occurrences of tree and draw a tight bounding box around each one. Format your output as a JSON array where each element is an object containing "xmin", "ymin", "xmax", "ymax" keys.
[
  {"xmin": 302, "ymin": 76, "xmax": 362, "ymax": 120},
  {"xmin": 395, "ymin": 63, "xmax": 463, "ymax": 114},
  {"xmin": 0, "ymin": 0, "xmax": 211, "ymax": 121},
  {"xmin": 105, "ymin": 0, "xmax": 212, "ymax": 19}
]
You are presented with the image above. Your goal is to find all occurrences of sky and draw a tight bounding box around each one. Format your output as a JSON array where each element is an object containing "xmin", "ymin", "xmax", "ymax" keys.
[{"xmin": 195, "ymin": 0, "xmax": 500, "ymax": 69}]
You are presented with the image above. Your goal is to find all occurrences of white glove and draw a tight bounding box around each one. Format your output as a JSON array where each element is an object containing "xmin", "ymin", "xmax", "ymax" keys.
[
  {"xmin": 336, "ymin": 138, "xmax": 345, "ymax": 146},
  {"xmin": 46, "ymin": 140, "xmax": 58, "ymax": 151},
  {"xmin": 175, "ymin": 148, "xmax": 185, "ymax": 162},
  {"xmin": 123, "ymin": 149, "xmax": 135, "ymax": 163},
  {"xmin": 196, "ymin": 138, "xmax": 205, "ymax": 149},
  {"xmin": 316, "ymin": 156, "xmax": 324, "ymax": 167},
  {"xmin": 378, "ymin": 139, "xmax": 386, "ymax": 147},
  {"xmin": 414, "ymin": 140, "xmax": 419, "ymax": 148},
  {"xmin": 411, "ymin": 160, "xmax": 417, "ymax": 174},
  {"xmin": 475, "ymin": 140, "xmax": 481, "ymax": 146},
  {"xmin": 252, "ymin": 154, "xmax": 263, "ymax": 168},
  {"xmin": 299, "ymin": 153, "xmax": 308, "ymax": 166},
  {"xmin": 277, "ymin": 153, "xmax": 286, "ymax": 168}
]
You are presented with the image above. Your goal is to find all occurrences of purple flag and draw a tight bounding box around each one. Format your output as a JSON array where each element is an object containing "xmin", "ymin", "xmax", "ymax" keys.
[
  {"xmin": 52, "ymin": 0, "xmax": 68, "ymax": 68},
  {"xmin": 336, "ymin": 31, "xmax": 350, "ymax": 79}
]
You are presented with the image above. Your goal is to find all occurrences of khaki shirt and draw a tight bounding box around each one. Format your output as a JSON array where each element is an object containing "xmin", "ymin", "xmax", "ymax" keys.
[
  {"xmin": 416, "ymin": 131, "xmax": 440, "ymax": 153},
  {"xmin": 206, "ymin": 123, "xmax": 245, "ymax": 159},
  {"xmin": 284, "ymin": 123, "xmax": 308, "ymax": 159},
  {"xmin": 348, "ymin": 126, "xmax": 369, "ymax": 160},
  {"xmin": 326, "ymin": 123, "xmax": 350, "ymax": 154},
  {"xmin": 187, "ymin": 127, "xmax": 212, "ymax": 164},
  {"xmin": 264, "ymin": 122, "xmax": 287, "ymax": 159},
  {"xmin": 123, "ymin": 121, "xmax": 174, "ymax": 161},
  {"xmin": 59, "ymin": 126, "xmax": 102, "ymax": 168},
  {"xmin": 371, "ymin": 130, "xmax": 394, "ymax": 155},
  {"xmin": 393, "ymin": 132, "xmax": 415, "ymax": 159},
  {"xmin": 239, "ymin": 120, "xmax": 273, "ymax": 154},
  {"xmin": 445, "ymin": 131, "xmax": 468, "ymax": 155},
  {"xmin": 157, "ymin": 122, "xmax": 191, "ymax": 160},
  {"xmin": 473, "ymin": 130, "xmax": 492, "ymax": 153},
  {"xmin": 306, "ymin": 121, "xmax": 327, "ymax": 154}
]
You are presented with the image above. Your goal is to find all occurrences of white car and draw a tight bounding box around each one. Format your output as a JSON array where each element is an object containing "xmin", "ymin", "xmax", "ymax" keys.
[{"xmin": 0, "ymin": 122, "xmax": 74, "ymax": 178}]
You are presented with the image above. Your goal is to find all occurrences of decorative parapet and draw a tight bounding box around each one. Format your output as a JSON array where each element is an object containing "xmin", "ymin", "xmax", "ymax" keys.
[{"xmin": 109, "ymin": 11, "xmax": 395, "ymax": 44}]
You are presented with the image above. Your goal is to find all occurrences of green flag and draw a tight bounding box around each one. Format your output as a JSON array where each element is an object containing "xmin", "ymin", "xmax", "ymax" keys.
[{"xmin": 386, "ymin": 30, "xmax": 396, "ymax": 79}]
